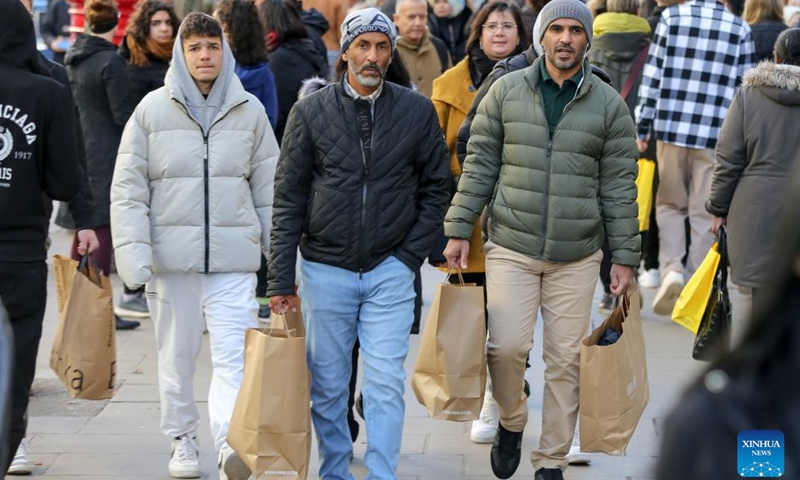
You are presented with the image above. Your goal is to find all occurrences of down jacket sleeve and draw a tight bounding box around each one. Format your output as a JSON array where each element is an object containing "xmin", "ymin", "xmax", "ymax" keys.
[
  {"xmin": 600, "ymin": 91, "xmax": 641, "ymax": 267},
  {"xmin": 393, "ymin": 101, "xmax": 451, "ymax": 271},
  {"xmin": 267, "ymin": 105, "xmax": 315, "ymax": 297},
  {"xmin": 248, "ymin": 109, "xmax": 279, "ymax": 256},
  {"xmin": 444, "ymin": 79, "xmax": 505, "ymax": 240},
  {"xmin": 706, "ymin": 91, "xmax": 746, "ymax": 218},
  {"xmin": 110, "ymin": 110, "xmax": 152, "ymax": 289}
]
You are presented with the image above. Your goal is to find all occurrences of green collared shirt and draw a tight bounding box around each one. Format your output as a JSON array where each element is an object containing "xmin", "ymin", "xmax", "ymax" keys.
[{"xmin": 539, "ymin": 59, "xmax": 584, "ymax": 136}]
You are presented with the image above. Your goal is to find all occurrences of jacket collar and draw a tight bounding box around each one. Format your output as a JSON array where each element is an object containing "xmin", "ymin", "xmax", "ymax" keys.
[
  {"xmin": 396, "ymin": 30, "xmax": 435, "ymax": 54},
  {"xmin": 429, "ymin": 57, "xmax": 473, "ymax": 114},
  {"xmin": 525, "ymin": 56, "xmax": 593, "ymax": 98}
]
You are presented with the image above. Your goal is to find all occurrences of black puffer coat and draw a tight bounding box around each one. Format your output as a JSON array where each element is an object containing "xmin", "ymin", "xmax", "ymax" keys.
[
  {"xmin": 267, "ymin": 79, "xmax": 451, "ymax": 297},
  {"xmin": 749, "ymin": 20, "xmax": 788, "ymax": 63},
  {"xmin": 268, "ymin": 37, "xmax": 328, "ymax": 145},
  {"xmin": 65, "ymin": 34, "xmax": 132, "ymax": 227},
  {"xmin": 117, "ymin": 37, "xmax": 170, "ymax": 108},
  {"xmin": 428, "ymin": 6, "xmax": 472, "ymax": 63}
]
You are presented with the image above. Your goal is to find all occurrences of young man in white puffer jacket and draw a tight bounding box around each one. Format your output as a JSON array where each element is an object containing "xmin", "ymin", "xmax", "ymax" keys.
[{"xmin": 110, "ymin": 13, "xmax": 278, "ymax": 480}]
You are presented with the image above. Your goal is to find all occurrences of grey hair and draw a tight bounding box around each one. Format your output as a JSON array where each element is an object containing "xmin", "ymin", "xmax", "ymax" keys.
[
  {"xmin": 607, "ymin": 0, "xmax": 639, "ymax": 14},
  {"xmin": 395, "ymin": 0, "xmax": 429, "ymax": 11}
]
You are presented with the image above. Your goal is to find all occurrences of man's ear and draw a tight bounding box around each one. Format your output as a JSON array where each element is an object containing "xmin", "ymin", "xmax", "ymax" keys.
[{"xmin": 342, "ymin": 50, "xmax": 349, "ymax": 62}]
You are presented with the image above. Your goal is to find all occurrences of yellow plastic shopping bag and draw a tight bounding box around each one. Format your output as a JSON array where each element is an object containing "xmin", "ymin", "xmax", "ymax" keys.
[
  {"xmin": 636, "ymin": 159, "xmax": 656, "ymax": 232},
  {"xmin": 671, "ymin": 243, "xmax": 720, "ymax": 334}
]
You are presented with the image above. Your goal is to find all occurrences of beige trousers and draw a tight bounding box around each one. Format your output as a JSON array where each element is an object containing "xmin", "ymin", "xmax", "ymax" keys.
[
  {"xmin": 655, "ymin": 142, "xmax": 715, "ymax": 278},
  {"xmin": 484, "ymin": 242, "xmax": 602, "ymax": 471}
]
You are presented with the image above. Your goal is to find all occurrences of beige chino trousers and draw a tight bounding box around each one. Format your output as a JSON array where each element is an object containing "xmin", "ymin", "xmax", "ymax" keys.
[
  {"xmin": 484, "ymin": 241, "xmax": 602, "ymax": 471},
  {"xmin": 655, "ymin": 141, "xmax": 715, "ymax": 279}
]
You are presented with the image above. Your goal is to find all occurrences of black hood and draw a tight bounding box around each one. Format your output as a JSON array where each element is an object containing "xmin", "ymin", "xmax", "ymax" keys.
[
  {"xmin": 592, "ymin": 32, "xmax": 650, "ymax": 63},
  {"xmin": 65, "ymin": 34, "xmax": 118, "ymax": 67},
  {"xmin": 117, "ymin": 34, "xmax": 132, "ymax": 60},
  {"xmin": 301, "ymin": 8, "xmax": 329, "ymax": 37},
  {"xmin": 282, "ymin": 37, "xmax": 327, "ymax": 71},
  {"xmin": 0, "ymin": 0, "xmax": 50, "ymax": 75}
]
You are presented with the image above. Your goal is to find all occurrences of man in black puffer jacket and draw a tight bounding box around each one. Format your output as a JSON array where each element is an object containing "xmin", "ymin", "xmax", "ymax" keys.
[{"xmin": 268, "ymin": 8, "xmax": 450, "ymax": 479}]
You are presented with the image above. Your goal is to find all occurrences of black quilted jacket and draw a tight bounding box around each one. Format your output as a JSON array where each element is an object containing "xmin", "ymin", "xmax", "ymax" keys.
[{"xmin": 266, "ymin": 79, "xmax": 451, "ymax": 296}]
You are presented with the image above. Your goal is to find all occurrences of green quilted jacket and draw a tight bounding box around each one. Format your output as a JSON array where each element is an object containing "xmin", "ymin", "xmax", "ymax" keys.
[{"xmin": 444, "ymin": 58, "xmax": 641, "ymax": 267}]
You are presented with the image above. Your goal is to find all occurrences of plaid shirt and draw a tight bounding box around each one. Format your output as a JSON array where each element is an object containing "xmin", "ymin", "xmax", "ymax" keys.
[{"xmin": 635, "ymin": 0, "xmax": 755, "ymax": 149}]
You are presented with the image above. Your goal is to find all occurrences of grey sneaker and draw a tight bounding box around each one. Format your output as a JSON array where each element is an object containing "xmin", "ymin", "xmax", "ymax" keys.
[{"xmin": 115, "ymin": 292, "xmax": 150, "ymax": 319}]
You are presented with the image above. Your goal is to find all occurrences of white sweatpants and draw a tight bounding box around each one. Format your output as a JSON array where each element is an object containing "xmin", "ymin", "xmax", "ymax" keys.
[{"xmin": 145, "ymin": 272, "xmax": 259, "ymax": 452}]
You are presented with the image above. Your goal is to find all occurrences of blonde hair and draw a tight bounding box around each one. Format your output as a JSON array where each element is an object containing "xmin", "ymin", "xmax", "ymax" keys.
[
  {"xmin": 743, "ymin": 0, "xmax": 784, "ymax": 23},
  {"xmin": 607, "ymin": 0, "xmax": 639, "ymax": 13}
]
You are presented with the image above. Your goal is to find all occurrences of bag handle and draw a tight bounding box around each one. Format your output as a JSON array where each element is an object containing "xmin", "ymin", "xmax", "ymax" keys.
[
  {"xmin": 444, "ymin": 268, "xmax": 467, "ymax": 286},
  {"xmin": 717, "ymin": 226, "xmax": 728, "ymax": 287},
  {"xmin": 265, "ymin": 313, "xmax": 298, "ymax": 338},
  {"xmin": 77, "ymin": 255, "xmax": 103, "ymax": 287},
  {"xmin": 620, "ymin": 45, "xmax": 650, "ymax": 101}
]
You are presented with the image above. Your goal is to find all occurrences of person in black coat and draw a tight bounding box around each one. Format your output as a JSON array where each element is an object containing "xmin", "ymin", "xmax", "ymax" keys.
[
  {"xmin": 0, "ymin": 0, "xmax": 99, "ymax": 470},
  {"xmin": 743, "ymin": 0, "xmax": 788, "ymax": 62},
  {"xmin": 656, "ymin": 165, "xmax": 800, "ymax": 480},
  {"xmin": 260, "ymin": 0, "xmax": 328, "ymax": 145},
  {"xmin": 65, "ymin": 0, "xmax": 133, "ymax": 281},
  {"xmin": 428, "ymin": 0, "xmax": 473, "ymax": 62},
  {"xmin": 118, "ymin": 0, "xmax": 180, "ymax": 108},
  {"xmin": 41, "ymin": 0, "xmax": 71, "ymax": 64}
]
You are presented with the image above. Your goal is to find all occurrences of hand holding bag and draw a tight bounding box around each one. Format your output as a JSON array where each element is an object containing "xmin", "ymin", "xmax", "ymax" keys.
[{"xmin": 692, "ymin": 227, "xmax": 732, "ymax": 361}]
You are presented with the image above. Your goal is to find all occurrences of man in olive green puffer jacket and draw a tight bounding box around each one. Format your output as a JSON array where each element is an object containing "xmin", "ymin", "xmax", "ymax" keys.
[{"xmin": 442, "ymin": 1, "xmax": 640, "ymax": 478}]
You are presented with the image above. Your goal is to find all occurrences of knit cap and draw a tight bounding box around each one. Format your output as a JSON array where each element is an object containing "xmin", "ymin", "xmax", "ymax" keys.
[
  {"xmin": 537, "ymin": 0, "xmax": 593, "ymax": 46},
  {"xmin": 340, "ymin": 8, "xmax": 397, "ymax": 53}
]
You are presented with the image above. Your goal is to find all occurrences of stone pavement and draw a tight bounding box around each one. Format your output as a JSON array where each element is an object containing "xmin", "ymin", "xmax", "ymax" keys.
[{"xmin": 18, "ymin": 223, "xmax": 751, "ymax": 480}]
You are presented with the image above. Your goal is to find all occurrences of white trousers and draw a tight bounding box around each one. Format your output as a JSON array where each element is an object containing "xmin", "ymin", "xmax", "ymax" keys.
[{"xmin": 145, "ymin": 272, "xmax": 258, "ymax": 452}]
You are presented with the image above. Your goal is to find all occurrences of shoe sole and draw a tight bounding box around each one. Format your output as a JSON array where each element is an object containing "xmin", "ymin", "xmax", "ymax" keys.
[
  {"xmin": 470, "ymin": 433, "xmax": 495, "ymax": 444},
  {"xmin": 223, "ymin": 452, "xmax": 251, "ymax": 480},
  {"xmin": 168, "ymin": 468, "xmax": 201, "ymax": 479},
  {"xmin": 6, "ymin": 466, "xmax": 33, "ymax": 475},
  {"xmin": 652, "ymin": 281, "xmax": 683, "ymax": 315},
  {"xmin": 114, "ymin": 307, "xmax": 150, "ymax": 319}
]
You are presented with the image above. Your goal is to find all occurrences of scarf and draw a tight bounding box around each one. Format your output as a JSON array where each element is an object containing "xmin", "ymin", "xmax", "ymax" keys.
[
  {"xmin": 593, "ymin": 12, "xmax": 651, "ymax": 38},
  {"xmin": 266, "ymin": 31, "xmax": 280, "ymax": 51},
  {"xmin": 126, "ymin": 35, "xmax": 174, "ymax": 68}
]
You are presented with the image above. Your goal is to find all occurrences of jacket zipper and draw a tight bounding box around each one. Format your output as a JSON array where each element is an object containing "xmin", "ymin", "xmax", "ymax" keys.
[
  {"xmin": 170, "ymin": 98, "xmax": 248, "ymax": 274},
  {"xmin": 537, "ymin": 64, "xmax": 588, "ymax": 256},
  {"xmin": 357, "ymin": 136, "xmax": 369, "ymax": 279}
]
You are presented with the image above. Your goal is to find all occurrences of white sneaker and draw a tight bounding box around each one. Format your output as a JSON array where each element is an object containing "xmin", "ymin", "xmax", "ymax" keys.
[
  {"xmin": 470, "ymin": 393, "xmax": 499, "ymax": 444},
  {"xmin": 638, "ymin": 268, "xmax": 661, "ymax": 289},
  {"xmin": 218, "ymin": 443, "xmax": 251, "ymax": 480},
  {"xmin": 652, "ymin": 270, "xmax": 685, "ymax": 315},
  {"xmin": 169, "ymin": 435, "xmax": 201, "ymax": 478},
  {"xmin": 7, "ymin": 439, "xmax": 33, "ymax": 475},
  {"xmin": 566, "ymin": 428, "xmax": 591, "ymax": 465}
]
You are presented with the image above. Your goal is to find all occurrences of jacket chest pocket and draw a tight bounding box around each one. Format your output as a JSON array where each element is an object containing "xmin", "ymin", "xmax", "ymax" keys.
[{"xmin": 306, "ymin": 185, "xmax": 352, "ymax": 256}]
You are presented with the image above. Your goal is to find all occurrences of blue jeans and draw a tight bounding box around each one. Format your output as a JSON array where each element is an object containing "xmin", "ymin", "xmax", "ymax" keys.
[{"xmin": 298, "ymin": 256, "xmax": 415, "ymax": 480}]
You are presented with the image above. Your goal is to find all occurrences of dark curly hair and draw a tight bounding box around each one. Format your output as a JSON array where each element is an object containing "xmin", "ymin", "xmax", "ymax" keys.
[
  {"xmin": 126, "ymin": 0, "xmax": 179, "ymax": 45},
  {"xmin": 214, "ymin": 0, "xmax": 268, "ymax": 66}
]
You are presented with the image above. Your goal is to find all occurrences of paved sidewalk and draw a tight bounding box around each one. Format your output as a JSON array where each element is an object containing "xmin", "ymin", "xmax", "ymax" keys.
[{"xmin": 18, "ymin": 224, "xmax": 751, "ymax": 479}]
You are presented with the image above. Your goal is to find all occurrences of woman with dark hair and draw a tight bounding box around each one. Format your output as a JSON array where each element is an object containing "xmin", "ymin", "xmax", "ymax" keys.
[
  {"xmin": 215, "ymin": 0, "xmax": 279, "ymax": 128},
  {"xmin": 259, "ymin": 0, "xmax": 328, "ymax": 144},
  {"xmin": 118, "ymin": 0, "xmax": 180, "ymax": 108},
  {"xmin": 428, "ymin": 0, "xmax": 527, "ymax": 447}
]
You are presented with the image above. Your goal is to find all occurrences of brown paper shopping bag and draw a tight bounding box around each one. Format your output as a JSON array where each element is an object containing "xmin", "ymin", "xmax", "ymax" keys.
[
  {"xmin": 411, "ymin": 270, "xmax": 487, "ymax": 421},
  {"xmin": 227, "ymin": 322, "xmax": 311, "ymax": 480},
  {"xmin": 270, "ymin": 307, "xmax": 305, "ymax": 338},
  {"xmin": 50, "ymin": 255, "xmax": 116, "ymax": 400},
  {"xmin": 580, "ymin": 287, "xmax": 649, "ymax": 455}
]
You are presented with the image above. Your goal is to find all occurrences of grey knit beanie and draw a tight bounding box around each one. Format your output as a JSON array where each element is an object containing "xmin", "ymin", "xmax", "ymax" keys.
[
  {"xmin": 537, "ymin": 0, "xmax": 593, "ymax": 47},
  {"xmin": 340, "ymin": 8, "xmax": 398, "ymax": 53}
]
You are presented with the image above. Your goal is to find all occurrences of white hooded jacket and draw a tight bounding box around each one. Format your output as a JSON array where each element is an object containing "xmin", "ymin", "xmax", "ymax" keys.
[{"xmin": 110, "ymin": 28, "xmax": 279, "ymax": 288}]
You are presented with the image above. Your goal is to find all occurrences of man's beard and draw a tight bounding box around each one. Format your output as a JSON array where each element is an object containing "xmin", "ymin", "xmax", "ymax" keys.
[
  {"xmin": 545, "ymin": 43, "xmax": 586, "ymax": 71},
  {"xmin": 349, "ymin": 61, "xmax": 387, "ymax": 87}
]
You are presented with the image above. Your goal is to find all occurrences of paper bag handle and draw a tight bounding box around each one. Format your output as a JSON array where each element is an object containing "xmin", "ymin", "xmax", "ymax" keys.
[
  {"xmin": 77, "ymin": 255, "xmax": 103, "ymax": 287},
  {"xmin": 266, "ymin": 313, "xmax": 298, "ymax": 338},
  {"xmin": 444, "ymin": 268, "xmax": 467, "ymax": 286}
]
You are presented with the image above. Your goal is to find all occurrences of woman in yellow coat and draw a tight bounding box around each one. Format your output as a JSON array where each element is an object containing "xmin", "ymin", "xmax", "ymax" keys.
[
  {"xmin": 431, "ymin": 1, "xmax": 527, "ymax": 275},
  {"xmin": 430, "ymin": 0, "xmax": 527, "ymax": 444}
]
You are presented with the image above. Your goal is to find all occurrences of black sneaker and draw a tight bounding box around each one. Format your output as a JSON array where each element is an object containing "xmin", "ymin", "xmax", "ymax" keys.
[
  {"xmin": 534, "ymin": 467, "xmax": 564, "ymax": 480},
  {"xmin": 490, "ymin": 424, "xmax": 523, "ymax": 479},
  {"xmin": 355, "ymin": 393, "xmax": 364, "ymax": 420},
  {"xmin": 258, "ymin": 303, "xmax": 271, "ymax": 320},
  {"xmin": 115, "ymin": 292, "xmax": 150, "ymax": 319},
  {"xmin": 115, "ymin": 315, "xmax": 140, "ymax": 330},
  {"xmin": 347, "ymin": 411, "xmax": 359, "ymax": 443}
]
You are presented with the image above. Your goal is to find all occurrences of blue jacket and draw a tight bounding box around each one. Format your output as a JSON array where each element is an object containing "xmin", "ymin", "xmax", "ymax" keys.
[{"xmin": 235, "ymin": 62, "xmax": 278, "ymax": 130}]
